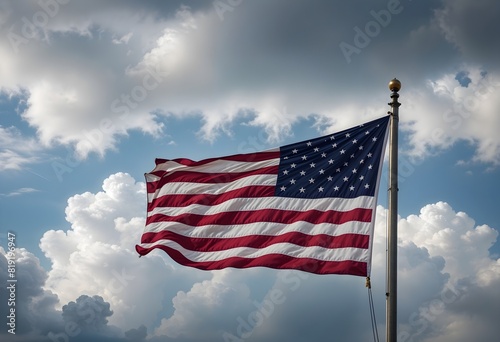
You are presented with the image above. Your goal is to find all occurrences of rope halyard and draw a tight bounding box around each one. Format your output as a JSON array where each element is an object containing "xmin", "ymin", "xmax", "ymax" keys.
[{"xmin": 367, "ymin": 277, "xmax": 380, "ymax": 342}]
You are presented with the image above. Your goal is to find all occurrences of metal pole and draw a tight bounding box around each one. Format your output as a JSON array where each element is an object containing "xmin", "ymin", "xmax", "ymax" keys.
[{"xmin": 386, "ymin": 78, "xmax": 401, "ymax": 342}]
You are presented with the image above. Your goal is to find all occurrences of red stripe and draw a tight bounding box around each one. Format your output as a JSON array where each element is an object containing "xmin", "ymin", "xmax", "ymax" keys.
[
  {"xmin": 148, "ymin": 185, "xmax": 276, "ymax": 211},
  {"xmin": 140, "ymin": 230, "xmax": 369, "ymax": 251},
  {"xmin": 147, "ymin": 166, "xmax": 278, "ymax": 193},
  {"xmin": 135, "ymin": 244, "xmax": 367, "ymax": 276},
  {"xmin": 146, "ymin": 208, "xmax": 372, "ymax": 226},
  {"xmin": 154, "ymin": 151, "xmax": 280, "ymax": 168}
]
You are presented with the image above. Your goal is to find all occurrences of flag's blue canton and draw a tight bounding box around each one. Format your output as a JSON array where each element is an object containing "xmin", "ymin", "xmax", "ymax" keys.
[{"xmin": 276, "ymin": 116, "xmax": 390, "ymax": 199}]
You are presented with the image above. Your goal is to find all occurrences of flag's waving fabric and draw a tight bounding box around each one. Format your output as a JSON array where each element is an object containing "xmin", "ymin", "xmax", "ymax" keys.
[{"xmin": 136, "ymin": 116, "xmax": 390, "ymax": 276}]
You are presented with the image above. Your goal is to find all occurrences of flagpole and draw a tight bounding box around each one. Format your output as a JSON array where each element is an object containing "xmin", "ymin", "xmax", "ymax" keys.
[{"xmin": 386, "ymin": 78, "xmax": 400, "ymax": 342}]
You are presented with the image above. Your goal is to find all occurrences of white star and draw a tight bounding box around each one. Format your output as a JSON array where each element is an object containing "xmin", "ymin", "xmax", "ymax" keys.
[
  {"xmin": 368, "ymin": 164, "xmax": 373, "ymax": 170},
  {"xmin": 336, "ymin": 168, "xmax": 341, "ymax": 172},
  {"xmin": 352, "ymin": 139, "xmax": 357, "ymax": 144},
  {"xmin": 334, "ymin": 186, "xmax": 339, "ymax": 191},
  {"xmin": 327, "ymin": 176, "xmax": 333, "ymax": 181},
  {"xmin": 364, "ymin": 184, "xmax": 370, "ymax": 189},
  {"xmin": 345, "ymin": 133, "xmax": 350, "ymax": 138},
  {"xmin": 283, "ymin": 156, "xmax": 288, "ymax": 160},
  {"xmin": 302, "ymin": 155, "xmax": 307, "ymax": 160},
  {"xmin": 328, "ymin": 159, "xmax": 334, "ymax": 164},
  {"xmin": 343, "ymin": 176, "xmax": 349, "ymax": 182},
  {"xmin": 330, "ymin": 135, "xmax": 335, "ymax": 140},
  {"xmin": 300, "ymin": 170, "xmax": 306, "ymax": 176},
  {"xmin": 359, "ymin": 145, "xmax": 364, "ymax": 150},
  {"xmin": 359, "ymin": 175, "xmax": 364, "ymax": 181},
  {"xmin": 352, "ymin": 168, "xmax": 357, "ymax": 174},
  {"xmin": 306, "ymin": 141, "xmax": 312, "ymax": 146},
  {"xmin": 310, "ymin": 162, "xmax": 316, "ymax": 168},
  {"xmin": 332, "ymin": 143, "xmax": 337, "ymax": 148},
  {"xmin": 367, "ymin": 153, "xmax": 373, "ymax": 158},
  {"xmin": 350, "ymin": 154, "xmax": 355, "ymax": 159},
  {"xmin": 291, "ymin": 163, "xmax": 297, "ymax": 168},
  {"xmin": 344, "ymin": 162, "xmax": 349, "ymax": 166},
  {"xmin": 372, "ymin": 137, "xmax": 377, "ymax": 142},
  {"xmin": 340, "ymin": 149, "xmax": 346, "ymax": 154},
  {"xmin": 365, "ymin": 131, "xmax": 370, "ymax": 135},
  {"xmin": 318, "ymin": 187, "xmax": 324, "ymax": 192},
  {"xmin": 290, "ymin": 179, "xmax": 296, "ymax": 184},
  {"xmin": 314, "ymin": 147, "xmax": 319, "ymax": 152},
  {"xmin": 319, "ymin": 169, "xmax": 325, "ymax": 174},
  {"xmin": 283, "ymin": 170, "xmax": 289, "ymax": 175},
  {"xmin": 349, "ymin": 186, "xmax": 355, "ymax": 191},
  {"xmin": 309, "ymin": 178, "xmax": 315, "ymax": 184},
  {"xmin": 280, "ymin": 186, "xmax": 286, "ymax": 191},
  {"xmin": 299, "ymin": 187, "xmax": 306, "ymax": 193},
  {"xmin": 321, "ymin": 152, "xmax": 327, "ymax": 158},
  {"xmin": 292, "ymin": 149, "xmax": 298, "ymax": 154},
  {"xmin": 359, "ymin": 159, "xmax": 364, "ymax": 164}
]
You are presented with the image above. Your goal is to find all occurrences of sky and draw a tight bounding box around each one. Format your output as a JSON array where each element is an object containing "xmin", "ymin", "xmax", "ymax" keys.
[{"xmin": 1, "ymin": 0, "xmax": 500, "ymax": 341}]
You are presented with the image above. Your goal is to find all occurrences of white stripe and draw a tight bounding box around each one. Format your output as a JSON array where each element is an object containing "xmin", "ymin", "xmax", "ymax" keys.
[
  {"xmin": 148, "ymin": 195, "xmax": 375, "ymax": 218},
  {"xmin": 151, "ymin": 155, "xmax": 280, "ymax": 175},
  {"xmin": 137, "ymin": 239, "xmax": 369, "ymax": 263},
  {"xmin": 147, "ymin": 174, "xmax": 278, "ymax": 202},
  {"xmin": 144, "ymin": 220, "xmax": 372, "ymax": 239}
]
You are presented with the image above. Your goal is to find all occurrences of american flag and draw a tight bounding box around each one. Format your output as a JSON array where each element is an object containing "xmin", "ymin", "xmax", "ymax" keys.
[{"xmin": 136, "ymin": 115, "xmax": 390, "ymax": 276}]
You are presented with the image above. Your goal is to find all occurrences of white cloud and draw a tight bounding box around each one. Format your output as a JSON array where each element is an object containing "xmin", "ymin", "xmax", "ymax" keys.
[
  {"xmin": 0, "ymin": 1, "xmax": 499, "ymax": 167},
  {"xmin": 0, "ymin": 171, "xmax": 497, "ymax": 341},
  {"xmin": 0, "ymin": 247, "xmax": 62, "ymax": 336},
  {"xmin": 0, "ymin": 125, "xmax": 42, "ymax": 171},
  {"xmin": 0, "ymin": 187, "xmax": 39, "ymax": 196},
  {"xmin": 398, "ymin": 201, "xmax": 498, "ymax": 282},
  {"xmin": 39, "ymin": 172, "xmax": 207, "ymax": 332},
  {"xmin": 401, "ymin": 66, "xmax": 500, "ymax": 165}
]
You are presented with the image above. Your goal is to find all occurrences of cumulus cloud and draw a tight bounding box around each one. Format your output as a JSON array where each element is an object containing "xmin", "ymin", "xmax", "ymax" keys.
[
  {"xmin": 0, "ymin": 247, "xmax": 62, "ymax": 338},
  {"xmin": 39, "ymin": 172, "xmax": 207, "ymax": 333},
  {"xmin": 391, "ymin": 202, "xmax": 500, "ymax": 341},
  {"xmin": 1, "ymin": 171, "xmax": 498, "ymax": 341},
  {"xmin": 61, "ymin": 295, "xmax": 113, "ymax": 333},
  {"xmin": 155, "ymin": 202, "xmax": 498, "ymax": 342}
]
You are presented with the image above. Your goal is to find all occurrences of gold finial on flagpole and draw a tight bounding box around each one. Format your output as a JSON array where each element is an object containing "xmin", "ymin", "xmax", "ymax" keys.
[{"xmin": 388, "ymin": 78, "xmax": 401, "ymax": 92}]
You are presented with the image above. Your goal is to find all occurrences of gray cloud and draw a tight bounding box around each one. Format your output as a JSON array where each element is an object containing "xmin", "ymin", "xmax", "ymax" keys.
[
  {"xmin": 435, "ymin": 0, "xmax": 500, "ymax": 70},
  {"xmin": 1, "ymin": 0, "xmax": 500, "ymax": 164},
  {"xmin": 61, "ymin": 295, "xmax": 113, "ymax": 332}
]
